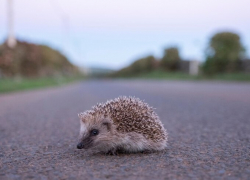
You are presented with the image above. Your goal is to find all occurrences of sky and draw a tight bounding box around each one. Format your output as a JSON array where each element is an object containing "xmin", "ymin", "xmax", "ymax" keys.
[{"xmin": 0, "ymin": 0, "xmax": 250, "ymax": 69}]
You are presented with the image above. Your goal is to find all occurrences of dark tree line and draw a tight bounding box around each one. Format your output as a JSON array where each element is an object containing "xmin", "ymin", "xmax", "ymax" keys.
[{"xmin": 113, "ymin": 31, "xmax": 247, "ymax": 77}]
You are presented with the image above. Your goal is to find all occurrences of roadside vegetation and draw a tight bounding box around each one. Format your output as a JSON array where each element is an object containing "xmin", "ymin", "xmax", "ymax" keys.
[
  {"xmin": 0, "ymin": 40, "xmax": 84, "ymax": 93},
  {"xmin": 1, "ymin": 31, "xmax": 250, "ymax": 94},
  {"xmin": 130, "ymin": 70, "xmax": 250, "ymax": 81},
  {"xmin": 111, "ymin": 31, "xmax": 250, "ymax": 81},
  {"xmin": 0, "ymin": 75, "xmax": 84, "ymax": 93},
  {"xmin": 0, "ymin": 40, "xmax": 79, "ymax": 77}
]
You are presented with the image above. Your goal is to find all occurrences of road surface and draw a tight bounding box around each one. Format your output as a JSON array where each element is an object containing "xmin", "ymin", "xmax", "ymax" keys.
[{"xmin": 0, "ymin": 80, "xmax": 250, "ymax": 179}]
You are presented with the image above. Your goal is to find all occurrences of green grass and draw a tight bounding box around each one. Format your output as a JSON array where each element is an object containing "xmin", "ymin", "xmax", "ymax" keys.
[
  {"xmin": 117, "ymin": 70, "xmax": 250, "ymax": 82},
  {"xmin": 0, "ymin": 76, "xmax": 84, "ymax": 93},
  {"xmin": 209, "ymin": 73, "xmax": 250, "ymax": 81},
  {"xmin": 1, "ymin": 72, "xmax": 249, "ymax": 93},
  {"xmin": 135, "ymin": 71, "xmax": 200, "ymax": 80}
]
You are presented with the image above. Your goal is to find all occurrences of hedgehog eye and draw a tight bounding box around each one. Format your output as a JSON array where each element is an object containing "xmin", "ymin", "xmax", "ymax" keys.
[{"xmin": 90, "ymin": 129, "xmax": 99, "ymax": 136}]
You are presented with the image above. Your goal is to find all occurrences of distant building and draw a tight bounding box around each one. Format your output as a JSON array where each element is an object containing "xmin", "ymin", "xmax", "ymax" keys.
[
  {"xmin": 241, "ymin": 59, "xmax": 250, "ymax": 73},
  {"xmin": 179, "ymin": 60, "xmax": 200, "ymax": 75},
  {"xmin": 189, "ymin": 60, "xmax": 200, "ymax": 75}
]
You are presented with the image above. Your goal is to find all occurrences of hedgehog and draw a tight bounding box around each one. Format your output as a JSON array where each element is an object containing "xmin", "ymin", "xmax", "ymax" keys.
[{"xmin": 77, "ymin": 96, "xmax": 167, "ymax": 154}]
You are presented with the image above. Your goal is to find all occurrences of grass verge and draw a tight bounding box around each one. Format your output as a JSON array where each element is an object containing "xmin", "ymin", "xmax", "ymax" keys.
[
  {"xmin": 0, "ymin": 76, "xmax": 84, "ymax": 93},
  {"xmin": 116, "ymin": 70, "xmax": 250, "ymax": 81},
  {"xmin": 135, "ymin": 71, "xmax": 200, "ymax": 80}
]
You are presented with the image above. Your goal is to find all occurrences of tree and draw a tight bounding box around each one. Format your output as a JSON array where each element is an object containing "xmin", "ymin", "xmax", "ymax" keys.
[
  {"xmin": 203, "ymin": 32, "xmax": 245, "ymax": 74},
  {"xmin": 112, "ymin": 55, "xmax": 157, "ymax": 77},
  {"xmin": 160, "ymin": 47, "xmax": 181, "ymax": 71},
  {"xmin": 130, "ymin": 55, "xmax": 156, "ymax": 73}
]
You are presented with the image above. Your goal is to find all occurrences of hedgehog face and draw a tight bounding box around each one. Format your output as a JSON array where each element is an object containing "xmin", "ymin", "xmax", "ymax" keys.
[{"xmin": 77, "ymin": 115, "xmax": 113, "ymax": 150}]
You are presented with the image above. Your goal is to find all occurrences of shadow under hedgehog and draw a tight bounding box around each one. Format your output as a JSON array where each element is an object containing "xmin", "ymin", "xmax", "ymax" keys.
[{"xmin": 77, "ymin": 96, "xmax": 168, "ymax": 154}]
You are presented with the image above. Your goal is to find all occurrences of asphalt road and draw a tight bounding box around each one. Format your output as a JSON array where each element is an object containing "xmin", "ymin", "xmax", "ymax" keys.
[{"xmin": 0, "ymin": 80, "xmax": 250, "ymax": 180}]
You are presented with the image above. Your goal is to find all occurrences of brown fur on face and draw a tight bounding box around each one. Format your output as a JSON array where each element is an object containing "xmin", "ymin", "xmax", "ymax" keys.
[{"xmin": 77, "ymin": 114, "xmax": 114, "ymax": 151}]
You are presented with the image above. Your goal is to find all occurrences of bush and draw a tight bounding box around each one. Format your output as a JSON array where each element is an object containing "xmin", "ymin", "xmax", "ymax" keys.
[
  {"xmin": 203, "ymin": 32, "xmax": 245, "ymax": 74},
  {"xmin": 0, "ymin": 40, "xmax": 79, "ymax": 77},
  {"xmin": 112, "ymin": 55, "xmax": 157, "ymax": 77},
  {"xmin": 160, "ymin": 47, "xmax": 181, "ymax": 71}
]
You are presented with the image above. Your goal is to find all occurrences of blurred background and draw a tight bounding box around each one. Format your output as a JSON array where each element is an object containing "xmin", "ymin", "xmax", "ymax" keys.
[{"xmin": 0, "ymin": 0, "xmax": 250, "ymax": 92}]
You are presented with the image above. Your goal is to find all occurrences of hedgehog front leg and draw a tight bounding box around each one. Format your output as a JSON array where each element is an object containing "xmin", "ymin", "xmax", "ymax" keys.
[{"xmin": 106, "ymin": 148, "xmax": 118, "ymax": 155}]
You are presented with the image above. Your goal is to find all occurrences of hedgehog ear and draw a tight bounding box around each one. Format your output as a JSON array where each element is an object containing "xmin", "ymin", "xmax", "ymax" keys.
[
  {"xmin": 102, "ymin": 118, "xmax": 112, "ymax": 131},
  {"xmin": 78, "ymin": 113, "xmax": 83, "ymax": 119},
  {"xmin": 78, "ymin": 113, "xmax": 86, "ymax": 123}
]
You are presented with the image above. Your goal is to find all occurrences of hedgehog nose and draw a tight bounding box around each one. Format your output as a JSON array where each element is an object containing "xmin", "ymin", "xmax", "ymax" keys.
[{"xmin": 77, "ymin": 142, "xmax": 84, "ymax": 149}]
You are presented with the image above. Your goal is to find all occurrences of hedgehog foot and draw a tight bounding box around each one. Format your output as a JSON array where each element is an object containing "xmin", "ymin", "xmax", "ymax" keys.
[
  {"xmin": 106, "ymin": 149, "xmax": 118, "ymax": 155},
  {"xmin": 140, "ymin": 150, "xmax": 152, "ymax": 154}
]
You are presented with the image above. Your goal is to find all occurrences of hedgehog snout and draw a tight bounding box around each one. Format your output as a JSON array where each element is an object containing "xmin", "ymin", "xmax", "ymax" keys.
[{"xmin": 77, "ymin": 142, "xmax": 84, "ymax": 149}]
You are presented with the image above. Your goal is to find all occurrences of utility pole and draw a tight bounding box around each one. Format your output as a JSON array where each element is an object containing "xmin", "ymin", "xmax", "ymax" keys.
[
  {"xmin": 7, "ymin": 0, "xmax": 16, "ymax": 48},
  {"xmin": 62, "ymin": 14, "xmax": 70, "ymax": 52}
]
